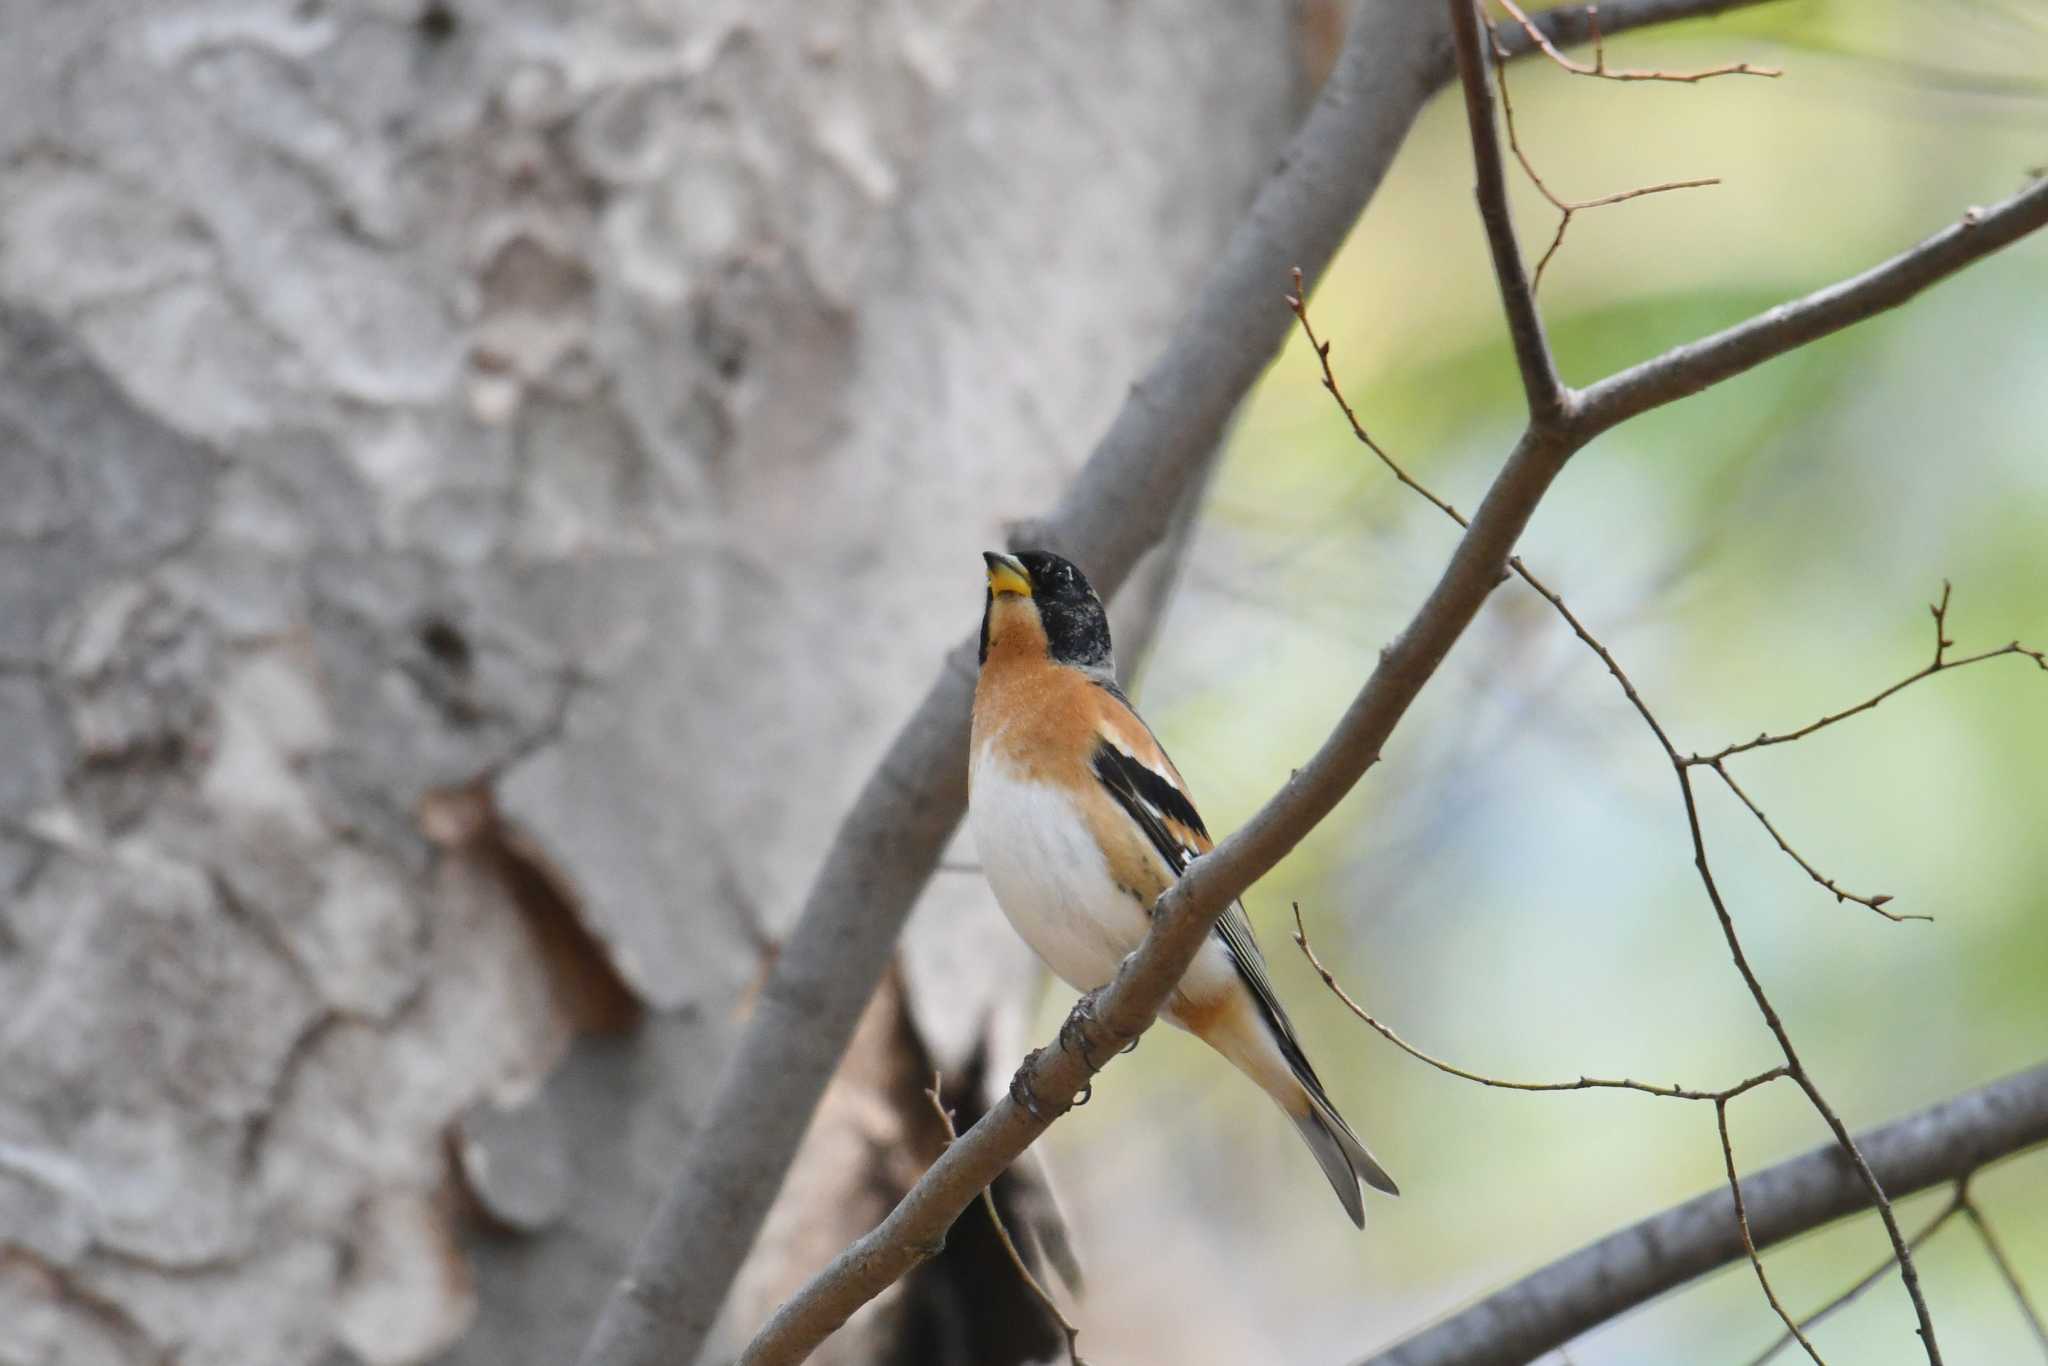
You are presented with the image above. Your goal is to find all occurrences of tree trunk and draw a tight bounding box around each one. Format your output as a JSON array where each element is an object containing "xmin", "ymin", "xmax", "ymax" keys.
[{"xmin": 0, "ymin": 3, "xmax": 1301, "ymax": 1363}]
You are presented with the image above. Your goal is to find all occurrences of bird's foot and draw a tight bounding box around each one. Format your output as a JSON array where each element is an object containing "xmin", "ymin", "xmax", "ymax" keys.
[
  {"xmin": 1059, "ymin": 987, "xmax": 1115, "ymax": 1066},
  {"xmin": 1009, "ymin": 1055, "xmax": 1048, "ymax": 1121}
]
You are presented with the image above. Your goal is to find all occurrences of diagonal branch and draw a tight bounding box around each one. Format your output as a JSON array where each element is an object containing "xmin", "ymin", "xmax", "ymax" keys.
[
  {"xmin": 1360, "ymin": 1062, "xmax": 2048, "ymax": 1366},
  {"xmin": 1448, "ymin": 0, "xmax": 1569, "ymax": 425},
  {"xmin": 1575, "ymin": 176, "xmax": 2048, "ymax": 438}
]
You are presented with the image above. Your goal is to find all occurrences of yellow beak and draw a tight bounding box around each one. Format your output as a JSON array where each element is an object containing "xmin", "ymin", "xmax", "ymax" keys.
[{"xmin": 983, "ymin": 551, "xmax": 1031, "ymax": 598}]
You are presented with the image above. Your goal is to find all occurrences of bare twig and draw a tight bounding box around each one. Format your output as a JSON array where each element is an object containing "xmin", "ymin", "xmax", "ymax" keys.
[
  {"xmin": 1749, "ymin": 1187, "xmax": 1967, "ymax": 1366},
  {"xmin": 1485, "ymin": 20, "xmax": 1720, "ymax": 293},
  {"xmin": 1497, "ymin": 0, "xmax": 1783, "ymax": 81},
  {"xmin": 1448, "ymin": 0, "xmax": 1568, "ymax": 426},
  {"xmin": 1293, "ymin": 903, "xmax": 1787, "ymax": 1103},
  {"xmin": 926, "ymin": 1078, "xmax": 1087, "ymax": 1366},
  {"xmin": 1286, "ymin": 269, "xmax": 1463, "ymax": 525},
  {"xmin": 1359, "ymin": 1065, "xmax": 2048, "ymax": 1366},
  {"xmin": 1960, "ymin": 1192, "xmax": 2048, "ymax": 1354},
  {"xmin": 1719, "ymin": 1096, "xmax": 1828, "ymax": 1364},
  {"xmin": 1694, "ymin": 583, "xmax": 2048, "ymax": 765},
  {"xmin": 1705, "ymin": 761, "xmax": 1923, "ymax": 920},
  {"xmin": 1684, "ymin": 582, "xmax": 2042, "ymax": 921}
]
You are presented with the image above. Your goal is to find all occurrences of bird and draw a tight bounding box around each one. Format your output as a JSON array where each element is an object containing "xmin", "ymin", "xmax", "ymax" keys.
[{"xmin": 968, "ymin": 548, "xmax": 1397, "ymax": 1226}]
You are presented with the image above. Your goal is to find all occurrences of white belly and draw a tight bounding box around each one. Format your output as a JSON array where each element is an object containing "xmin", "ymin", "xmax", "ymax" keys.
[
  {"xmin": 969, "ymin": 750, "xmax": 1148, "ymax": 993},
  {"xmin": 968, "ymin": 747, "xmax": 1245, "ymax": 1014}
]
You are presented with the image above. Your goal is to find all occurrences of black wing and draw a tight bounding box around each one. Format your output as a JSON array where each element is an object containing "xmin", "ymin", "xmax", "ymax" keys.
[{"xmin": 1089, "ymin": 737, "xmax": 1336, "ymax": 1103}]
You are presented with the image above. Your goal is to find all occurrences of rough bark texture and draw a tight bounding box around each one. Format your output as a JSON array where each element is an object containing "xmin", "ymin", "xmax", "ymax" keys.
[{"xmin": 0, "ymin": 4, "xmax": 1297, "ymax": 1364}]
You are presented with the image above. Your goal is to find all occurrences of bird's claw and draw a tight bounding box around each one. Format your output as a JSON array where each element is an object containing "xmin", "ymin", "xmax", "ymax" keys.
[
  {"xmin": 1060, "ymin": 987, "xmax": 1116, "ymax": 1065},
  {"xmin": 1010, "ymin": 1066, "xmax": 1048, "ymax": 1121}
]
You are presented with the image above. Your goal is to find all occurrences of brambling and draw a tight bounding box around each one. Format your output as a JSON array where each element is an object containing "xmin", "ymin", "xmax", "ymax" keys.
[{"xmin": 969, "ymin": 549, "xmax": 1397, "ymax": 1226}]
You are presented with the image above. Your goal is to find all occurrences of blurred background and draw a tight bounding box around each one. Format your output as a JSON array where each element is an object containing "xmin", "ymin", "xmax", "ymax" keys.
[{"xmin": 0, "ymin": 1, "xmax": 2041, "ymax": 1364}]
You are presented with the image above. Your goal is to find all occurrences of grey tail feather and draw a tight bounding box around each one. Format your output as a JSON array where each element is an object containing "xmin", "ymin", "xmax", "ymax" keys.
[
  {"xmin": 1292, "ymin": 1109, "xmax": 1366, "ymax": 1228},
  {"xmin": 1293, "ymin": 1093, "xmax": 1400, "ymax": 1228}
]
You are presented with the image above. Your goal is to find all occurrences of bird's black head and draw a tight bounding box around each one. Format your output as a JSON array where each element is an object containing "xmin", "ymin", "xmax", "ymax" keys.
[{"xmin": 979, "ymin": 550, "xmax": 1114, "ymax": 674}]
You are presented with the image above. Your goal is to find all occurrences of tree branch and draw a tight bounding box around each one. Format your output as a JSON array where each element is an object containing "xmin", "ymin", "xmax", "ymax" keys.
[
  {"xmin": 1360, "ymin": 1062, "xmax": 2048, "ymax": 1366},
  {"xmin": 1574, "ymin": 175, "xmax": 2048, "ymax": 438},
  {"xmin": 568, "ymin": 5, "xmax": 1797, "ymax": 1363},
  {"xmin": 1447, "ymin": 0, "xmax": 1568, "ymax": 426}
]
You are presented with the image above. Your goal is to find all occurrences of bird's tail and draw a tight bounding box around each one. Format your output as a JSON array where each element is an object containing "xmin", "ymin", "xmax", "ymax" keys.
[{"xmin": 1291, "ymin": 1090, "xmax": 1400, "ymax": 1229}]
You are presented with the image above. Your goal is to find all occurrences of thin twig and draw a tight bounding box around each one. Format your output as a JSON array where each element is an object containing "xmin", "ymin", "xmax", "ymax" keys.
[
  {"xmin": 1286, "ymin": 270, "xmax": 1465, "ymax": 525},
  {"xmin": 1719, "ymin": 1097, "xmax": 1828, "ymax": 1364},
  {"xmin": 1485, "ymin": 20, "xmax": 1720, "ymax": 293},
  {"xmin": 1960, "ymin": 1193, "xmax": 2048, "ymax": 1354},
  {"xmin": 1448, "ymin": 0, "xmax": 1569, "ymax": 426},
  {"xmin": 925, "ymin": 1078, "xmax": 1088, "ymax": 1366},
  {"xmin": 1707, "ymin": 762, "xmax": 1924, "ymax": 921},
  {"xmin": 1693, "ymin": 583, "xmax": 2048, "ymax": 764},
  {"xmin": 1293, "ymin": 903, "xmax": 1787, "ymax": 1102},
  {"xmin": 1497, "ymin": 0, "xmax": 1783, "ymax": 81},
  {"xmin": 1748, "ymin": 1186, "xmax": 1968, "ymax": 1366}
]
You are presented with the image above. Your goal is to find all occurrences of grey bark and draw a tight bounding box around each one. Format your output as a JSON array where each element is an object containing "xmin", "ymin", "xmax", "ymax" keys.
[{"xmin": 0, "ymin": 4, "xmax": 1298, "ymax": 1364}]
